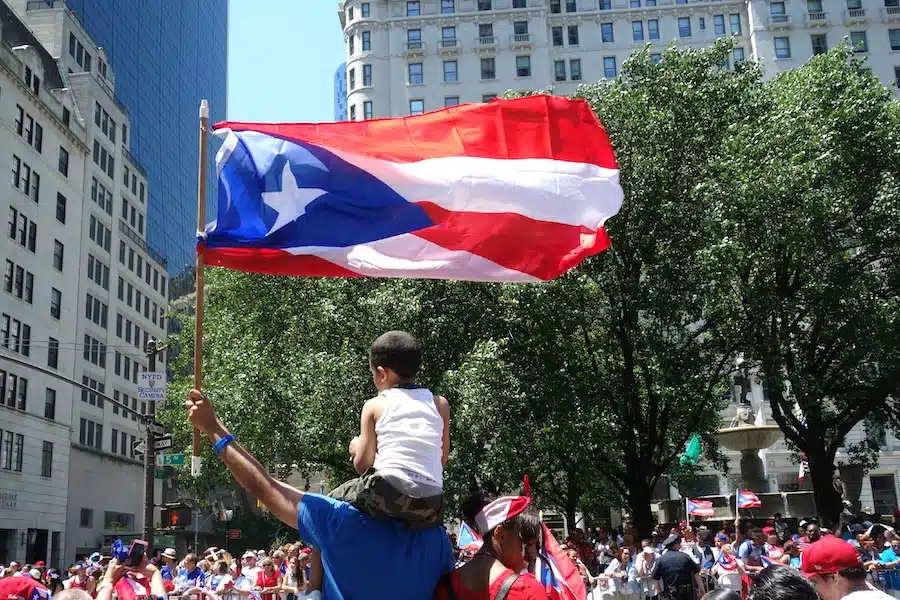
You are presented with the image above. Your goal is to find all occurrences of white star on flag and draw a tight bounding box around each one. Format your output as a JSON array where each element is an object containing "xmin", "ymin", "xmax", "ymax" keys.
[{"xmin": 262, "ymin": 162, "xmax": 327, "ymax": 235}]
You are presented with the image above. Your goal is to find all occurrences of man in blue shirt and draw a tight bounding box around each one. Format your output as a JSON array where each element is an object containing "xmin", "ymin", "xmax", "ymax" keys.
[
  {"xmin": 184, "ymin": 389, "xmax": 454, "ymax": 600},
  {"xmin": 160, "ymin": 548, "xmax": 178, "ymax": 582}
]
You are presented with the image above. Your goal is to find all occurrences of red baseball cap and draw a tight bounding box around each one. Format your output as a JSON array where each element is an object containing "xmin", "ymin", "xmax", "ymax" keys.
[
  {"xmin": 762, "ymin": 526, "xmax": 776, "ymax": 535},
  {"xmin": 801, "ymin": 536, "xmax": 862, "ymax": 577}
]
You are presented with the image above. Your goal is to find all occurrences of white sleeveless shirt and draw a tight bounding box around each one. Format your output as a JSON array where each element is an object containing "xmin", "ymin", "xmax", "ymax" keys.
[{"xmin": 372, "ymin": 386, "xmax": 444, "ymax": 494}]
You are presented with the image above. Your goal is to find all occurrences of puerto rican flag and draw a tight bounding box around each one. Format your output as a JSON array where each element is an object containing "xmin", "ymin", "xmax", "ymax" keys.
[
  {"xmin": 204, "ymin": 95, "xmax": 623, "ymax": 282},
  {"xmin": 458, "ymin": 522, "xmax": 482, "ymax": 549},
  {"xmin": 537, "ymin": 523, "xmax": 587, "ymax": 600},
  {"xmin": 717, "ymin": 551, "xmax": 739, "ymax": 571},
  {"xmin": 687, "ymin": 499, "xmax": 715, "ymax": 517},
  {"xmin": 737, "ymin": 490, "xmax": 762, "ymax": 509}
]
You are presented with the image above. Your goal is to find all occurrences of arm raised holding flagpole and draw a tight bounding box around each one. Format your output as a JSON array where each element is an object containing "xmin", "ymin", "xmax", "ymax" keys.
[{"xmin": 192, "ymin": 99, "xmax": 210, "ymax": 476}]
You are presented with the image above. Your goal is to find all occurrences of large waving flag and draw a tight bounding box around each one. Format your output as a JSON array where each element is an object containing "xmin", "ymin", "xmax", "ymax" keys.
[
  {"xmin": 203, "ymin": 95, "xmax": 623, "ymax": 282},
  {"xmin": 537, "ymin": 522, "xmax": 587, "ymax": 600},
  {"xmin": 687, "ymin": 499, "xmax": 715, "ymax": 517},
  {"xmin": 737, "ymin": 490, "xmax": 762, "ymax": 509}
]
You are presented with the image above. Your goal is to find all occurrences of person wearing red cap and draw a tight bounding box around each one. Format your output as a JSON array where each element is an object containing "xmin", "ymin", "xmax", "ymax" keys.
[{"xmin": 802, "ymin": 536, "xmax": 892, "ymax": 600}]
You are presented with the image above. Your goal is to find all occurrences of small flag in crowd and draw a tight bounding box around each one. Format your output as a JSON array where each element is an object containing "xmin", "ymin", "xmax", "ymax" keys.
[
  {"xmin": 679, "ymin": 434, "xmax": 703, "ymax": 466},
  {"xmin": 537, "ymin": 523, "xmax": 587, "ymax": 600},
  {"xmin": 717, "ymin": 551, "xmax": 738, "ymax": 571},
  {"xmin": 687, "ymin": 499, "xmax": 715, "ymax": 517},
  {"xmin": 203, "ymin": 95, "xmax": 623, "ymax": 282},
  {"xmin": 799, "ymin": 454, "xmax": 809, "ymax": 481},
  {"xmin": 737, "ymin": 490, "xmax": 762, "ymax": 509},
  {"xmin": 457, "ymin": 522, "xmax": 482, "ymax": 549}
]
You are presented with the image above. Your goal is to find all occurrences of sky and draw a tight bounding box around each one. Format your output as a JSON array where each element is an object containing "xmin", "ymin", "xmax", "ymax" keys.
[{"xmin": 227, "ymin": 0, "xmax": 345, "ymax": 123}]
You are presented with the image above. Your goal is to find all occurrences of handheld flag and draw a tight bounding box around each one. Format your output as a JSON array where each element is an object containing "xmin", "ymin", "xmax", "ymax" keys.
[
  {"xmin": 537, "ymin": 523, "xmax": 587, "ymax": 600},
  {"xmin": 799, "ymin": 454, "xmax": 809, "ymax": 481},
  {"xmin": 0, "ymin": 577, "xmax": 51, "ymax": 600},
  {"xmin": 204, "ymin": 95, "xmax": 623, "ymax": 282},
  {"xmin": 458, "ymin": 522, "xmax": 482, "ymax": 549},
  {"xmin": 687, "ymin": 499, "xmax": 715, "ymax": 517},
  {"xmin": 717, "ymin": 551, "xmax": 738, "ymax": 571},
  {"xmin": 737, "ymin": 490, "xmax": 762, "ymax": 509},
  {"xmin": 679, "ymin": 434, "xmax": 703, "ymax": 466}
]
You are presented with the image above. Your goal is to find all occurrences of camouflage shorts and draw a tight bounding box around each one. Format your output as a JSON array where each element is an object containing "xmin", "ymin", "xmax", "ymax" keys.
[{"xmin": 329, "ymin": 469, "xmax": 443, "ymax": 531}]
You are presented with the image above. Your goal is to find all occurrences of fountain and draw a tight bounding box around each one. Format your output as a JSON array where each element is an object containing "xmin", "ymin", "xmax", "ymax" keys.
[{"xmin": 717, "ymin": 401, "xmax": 783, "ymax": 493}]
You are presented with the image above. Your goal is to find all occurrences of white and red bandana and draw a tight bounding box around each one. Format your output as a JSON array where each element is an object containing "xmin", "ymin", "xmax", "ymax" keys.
[{"xmin": 475, "ymin": 495, "xmax": 532, "ymax": 534}]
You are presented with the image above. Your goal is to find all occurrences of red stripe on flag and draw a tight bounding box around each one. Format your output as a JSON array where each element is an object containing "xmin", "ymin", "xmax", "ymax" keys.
[
  {"xmin": 216, "ymin": 95, "xmax": 618, "ymax": 170},
  {"xmin": 413, "ymin": 202, "xmax": 612, "ymax": 281},
  {"xmin": 204, "ymin": 247, "xmax": 362, "ymax": 278}
]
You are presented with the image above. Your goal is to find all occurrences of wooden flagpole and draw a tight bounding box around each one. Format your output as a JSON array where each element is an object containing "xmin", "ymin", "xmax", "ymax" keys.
[{"xmin": 192, "ymin": 99, "xmax": 209, "ymax": 477}]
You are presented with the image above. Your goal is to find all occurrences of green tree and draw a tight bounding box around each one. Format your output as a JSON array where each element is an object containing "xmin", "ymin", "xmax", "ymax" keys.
[{"xmin": 711, "ymin": 47, "xmax": 900, "ymax": 523}]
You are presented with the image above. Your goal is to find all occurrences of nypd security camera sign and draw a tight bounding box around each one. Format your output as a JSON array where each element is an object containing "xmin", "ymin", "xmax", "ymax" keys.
[{"xmin": 137, "ymin": 372, "xmax": 166, "ymax": 403}]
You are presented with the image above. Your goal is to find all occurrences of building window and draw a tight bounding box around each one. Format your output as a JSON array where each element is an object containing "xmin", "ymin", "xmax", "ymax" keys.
[
  {"xmin": 478, "ymin": 0, "xmax": 492, "ymax": 8},
  {"xmin": 570, "ymin": 59, "xmax": 582, "ymax": 81},
  {"xmin": 551, "ymin": 0, "xmax": 561, "ymax": 12},
  {"xmin": 871, "ymin": 475, "xmax": 899, "ymax": 517},
  {"xmin": 568, "ymin": 25, "xmax": 579, "ymax": 45},
  {"xmin": 566, "ymin": 0, "xmax": 577, "ymax": 10},
  {"xmin": 714, "ymin": 15, "xmax": 726, "ymax": 35},
  {"xmin": 349, "ymin": 105, "xmax": 356, "ymax": 121},
  {"xmin": 633, "ymin": 21, "xmax": 644, "ymax": 40},
  {"xmin": 648, "ymin": 19, "xmax": 660, "ymax": 39},
  {"xmin": 80, "ymin": 508, "xmax": 93, "ymax": 528},
  {"xmin": 349, "ymin": 36, "xmax": 355, "ymax": 56},
  {"xmin": 601, "ymin": 22, "xmax": 614, "ymax": 42},
  {"xmin": 362, "ymin": 31, "xmax": 371, "ymax": 51},
  {"xmin": 811, "ymin": 33, "xmax": 828, "ymax": 54},
  {"xmin": 679, "ymin": 17, "xmax": 692, "ymax": 37},
  {"xmin": 516, "ymin": 55, "xmax": 532, "ymax": 77},
  {"xmin": 442, "ymin": 0, "xmax": 455, "ymax": 13},
  {"xmin": 483, "ymin": 94, "xmax": 497, "ymax": 102},
  {"xmin": 362, "ymin": 2, "xmax": 370, "ymax": 17},
  {"xmin": 889, "ymin": 29, "xmax": 900, "ymax": 51},
  {"xmin": 407, "ymin": 29, "xmax": 422, "ymax": 49},
  {"xmin": 481, "ymin": 57, "xmax": 496, "ymax": 79},
  {"xmin": 771, "ymin": 2, "xmax": 787, "ymax": 20},
  {"xmin": 699, "ymin": 17, "xmax": 706, "ymax": 30},
  {"xmin": 55, "ymin": 193, "xmax": 66, "ymax": 224},
  {"xmin": 49, "ymin": 287, "xmax": 61, "ymax": 319},
  {"xmin": 58, "ymin": 147, "xmax": 69, "ymax": 176},
  {"xmin": 53, "ymin": 240, "xmax": 64, "ymax": 271},
  {"xmin": 513, "ymin": 21, "xmax": 528, "ymax": 35},
  {"xmin": 409, "ymin": 63, "xmax": 423, "ymax": 84},
  {"xmin": 847, "ymin": 0, "xmax": 862, "ymax": 9},
  {"xmin": 410, "ymin": 99, "xmax": 425, "ymax": 115},
  {"xmin": 444, "ymin": 60, "xmax": 458, "ymax": 82},
  {"xmin": 851, "ymin": 31, "xmax": 868, "ymax": 52},
  {"xmin": 730, "ymin": 14, "xmax": 742, "ymax": 34},
  {"xmin": 48, "ymin": 338, "xmax": 59, "ymax": 369},
  {"xmin": 347, "ymin": 5, "xmax": 354, "ymax": 20},
  {"xmin": 651, "ymin": 53, "xmax": 662, "ymax": 64},
  {"xmin": 41, "ymin": 441, "xmax": 53, "ymax": 477},
  {"xmin": 552, "ymin": 26, "xmax": 564, "ymax": 46},
  {"xmin": 349, "ymin": 68, "xmax": 356, "ymax": 90},
  {"xmin": 445, "ymin": 96, "xmax": 460, "ymax": 107},
  {"xmin": 604, "ymin": 56, "xmax": 618, "ymax": 78},
  {"xmin": 733, "ymin": 47, "xmax": 746, "ymax": 65},
  {"xmin": 774, "ymin": 36, "xmax": 791, "ymax": 58},
  {"xmin": 632, "ymin": 0, "xmax": 642, "ymax": 7},
  {"xmin": 363, "ymin": 64, "xmax": 372, "ymax": 87},
  {"xmin": 513, "ymin": 0, "xmax": 526, "ymax": 6},
  {"xmin": 45, "ymin": 388, "xmax": 56, "ymax": 420},
  {"xmin": 363, "ymin": 101, "xmax": 373, "ymax": 119},
  {"xmin": 554, "ymin": 60, "xmax": 567, "ymax": 81}
]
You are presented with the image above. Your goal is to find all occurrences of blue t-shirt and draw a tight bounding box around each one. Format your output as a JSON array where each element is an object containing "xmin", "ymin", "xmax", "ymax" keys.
[{"xmin": 297, "ymin": 493, "xmax": 454, "ymax": 600}]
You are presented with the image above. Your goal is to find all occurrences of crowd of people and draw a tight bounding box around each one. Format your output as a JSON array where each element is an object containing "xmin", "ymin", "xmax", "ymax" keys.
[{"xmin": 554, "ymin": 513, "xmax": 900, "ymax": 600}]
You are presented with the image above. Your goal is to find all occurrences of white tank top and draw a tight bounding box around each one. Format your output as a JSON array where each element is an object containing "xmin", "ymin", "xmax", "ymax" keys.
[{"xmin": 373, "ymin": 386, "xmax": 444, "ymax": 492}]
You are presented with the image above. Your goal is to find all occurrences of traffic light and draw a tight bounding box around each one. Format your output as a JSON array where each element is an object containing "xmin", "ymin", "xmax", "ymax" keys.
[{"xmin": 161, "ymin": 506, "xmax": 191, "ymax": 528}]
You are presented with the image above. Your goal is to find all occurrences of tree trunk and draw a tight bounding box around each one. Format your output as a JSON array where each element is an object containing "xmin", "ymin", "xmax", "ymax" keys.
[
  {"xmin": 566, "ymin": 500, "xmax": 579, "ymax": 537},
  {"xmin": 807, "ymin": 454, "xmax": 843, "ymax": 526},
  {"xmin": 628, "ymin": 485, "xmax": 656, "ymax": 539}
]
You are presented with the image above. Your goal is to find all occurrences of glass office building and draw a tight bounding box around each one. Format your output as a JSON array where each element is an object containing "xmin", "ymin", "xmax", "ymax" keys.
[{"xmin": 64, "ymin": 0, "xmax": 228, "ymax": 281}]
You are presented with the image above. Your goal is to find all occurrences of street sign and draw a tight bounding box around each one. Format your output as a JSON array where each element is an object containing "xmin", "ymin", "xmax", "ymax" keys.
[
  {"xmin": 133, "ymin": 439, "xmax": 146, "ymax": 455},
  {"xmin": 155, "ymin": 468, "xmax": 166, "ymax": 479},
  {"xmin": 156, "ymin": 453, "xmax": 185, "ymax": 466},
  {"xmin": 153, "ymin": 436, "xmax": 173, "ymax": 451},
  {"xmin": 146, "ymin": 420, "xmax": 167, "ymax": 436},
  {"xmin": 137, "ymin": 372, "xmax": 166, "ymax": 403},
  {"xmin": 227, "ymin": 529, "xmax": 241, "ymax": 539}
]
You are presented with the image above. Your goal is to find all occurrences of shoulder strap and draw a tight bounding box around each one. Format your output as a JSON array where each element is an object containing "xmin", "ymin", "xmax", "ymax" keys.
[{"xmin": 494, "ymin": 572, "xmax": 519, "ymax": 600}]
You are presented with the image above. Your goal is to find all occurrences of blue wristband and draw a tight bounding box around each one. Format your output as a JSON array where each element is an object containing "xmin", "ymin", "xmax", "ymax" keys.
[{"xmin": 214, "ymin": 433, "xmax": 235, "ymax": 454}]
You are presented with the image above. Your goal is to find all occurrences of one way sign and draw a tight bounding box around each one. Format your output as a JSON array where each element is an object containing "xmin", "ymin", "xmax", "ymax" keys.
[{"xmin": 133, "ymin": 439, "xmax": 146, "ymax": 456}]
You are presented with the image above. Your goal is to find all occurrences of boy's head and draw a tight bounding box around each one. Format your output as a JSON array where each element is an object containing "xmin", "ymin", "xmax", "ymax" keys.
[{"xmin": 369, "ymin": 331, "xmax": 421, "ymax": 389}]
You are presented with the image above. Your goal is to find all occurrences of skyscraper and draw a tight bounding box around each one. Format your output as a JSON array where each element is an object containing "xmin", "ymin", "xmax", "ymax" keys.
[
  {"xmin": 334, "ymin": 62, "xmax": 348, "ymax": 121},
  {"xmin": 15, "ymin": 0, "xmax": 229, "ymax": 281}
]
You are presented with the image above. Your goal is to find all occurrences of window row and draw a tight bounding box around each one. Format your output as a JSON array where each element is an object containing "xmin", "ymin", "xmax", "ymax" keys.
[
  {"xmin": 79, "ymin": 418, "xmax": 103, "ymax": 450},
  {"xmin": 348, "ymin": 64, "xmax": 373, "ymax": 90},
  {"xmin": 92, "ymin": 140, "xmax": 115, "ymax": 180},
  {"xmin": 554, "ymin": 58, "xmax": 584, "ymax": 81},
  {"xmin": 87, "ymin": 254, "xmax": 110, "ymax": 290},
  {"xmin": 116, "ymin": 313, "xmax": 152, "ymax": 352},
  {"xmin": 345, "ymin": 2, "xmax": 371, "ymax": 21},
  {"xmin": 3, "ymin": 260, "xmax": 34, "ymax": 304},
  {"xmin": 92, "ymin": 177, "xmax": 114, "ymax": 215},
  {"xmin": 110, "ymin": 427, "xmax": 138, "ymax": 458},
  {"xmin": 81, "ymin": 375, "xmax": 105, "ymax": 408},
  {"xmin": 113, "ymin": 389, "xmax": 143, "ymax": 422},
  {"xmin": 14, "ymin": 105, "xmax": 43, "ymax": 153},
  {"xmin": 117, "ymin": 279, "xmax": 165, "ymax": 329},
  {"xmin": 405, "ymin": 0, "xmax": 530, "ymax": 15},
  {"xmin": 114, "ymin": 351, "xmax": 144, "ymax": 386},
  {"xmin": 348, "ymin": 30, "xmax": 372, "ymax": 57},
  {"xmin": 69, "ymin": 32, "xmax": 92, "ymax": 73},
  {"xmin": 121, "ymin": 197, "xmax": 145, "ymax": 235},
  {"xmin": 7, "ymin": 206, "xmax": 37, "ymax": 253},
  {"xmin": 407, "ymin": 55, "xmax": 536, "ymax": 83},
  {"xmin": 12, "ymin": 155, "xmax": 41, "ymax": 204},
  {"xmin": 85, "ymin": 293, "xmax": 109, "ymax": 329},
  {"xmin": 0, "ymin": 314, "xmax": 31, "ymax": 358},
  {"xmin": 83, "ymin": 334, "xmax": 107, "ymax": 368},
  {"xmin": 118, "ymin": 242, "xmax": 168, "ymax": 299},
  {"xmin": 89, "ymin": 215, "xmax": 112, "ymax": 252},
  {"xmin": 122, "ymin": 166, "xmax": 145, "ymax": 203},
  {"xmin": 94, "ymin": 101, "xmax": 117, "ymax": 143},
  {"xmin": 0, "ymin": 430, "xmax": 25, "ymax": 473},
  {"xmin": 0, "ymin": 371, "xmax": 27, "ymax": 412}
]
